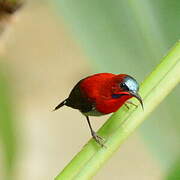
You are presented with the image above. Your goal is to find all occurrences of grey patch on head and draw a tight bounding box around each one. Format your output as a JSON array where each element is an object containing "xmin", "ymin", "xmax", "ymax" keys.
[{"xmin": 124, "ymin": 76, "xmax": 139, "ymax": 92}]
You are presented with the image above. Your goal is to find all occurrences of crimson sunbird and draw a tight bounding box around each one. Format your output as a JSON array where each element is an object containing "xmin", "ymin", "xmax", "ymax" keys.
[{"xmin": 54, "ymin": 73, "xmax": 143, "ymax": 146}]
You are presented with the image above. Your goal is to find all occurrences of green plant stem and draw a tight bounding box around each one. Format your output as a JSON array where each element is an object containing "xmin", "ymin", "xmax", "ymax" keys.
[{"xmin": 55, "ymin": 41, "xmax": 180, "ymax": 179}]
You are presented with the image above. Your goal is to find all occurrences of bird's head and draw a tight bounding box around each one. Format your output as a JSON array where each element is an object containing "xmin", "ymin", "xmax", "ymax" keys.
[{"xmin": 111, "ymin": 74, "xmax": 143, "ymax": 109}]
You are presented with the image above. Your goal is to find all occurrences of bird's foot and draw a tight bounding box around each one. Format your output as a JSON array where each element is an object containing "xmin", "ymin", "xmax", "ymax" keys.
[
  {"xmin": 125, "ymin": 100, "xmax": 137, "ymax": 109},
  {"xmin": 91, "ymin": 131, "xmax": 106, "ymax": 147}
]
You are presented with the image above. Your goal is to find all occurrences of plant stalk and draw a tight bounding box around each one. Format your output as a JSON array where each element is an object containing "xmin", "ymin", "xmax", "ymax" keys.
[{"xmin": 55, "ymin": 41, "xmax": 180, "ymax": 179}]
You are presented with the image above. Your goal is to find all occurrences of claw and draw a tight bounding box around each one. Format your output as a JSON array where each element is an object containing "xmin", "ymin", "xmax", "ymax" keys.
[
  {"xmin": 91, "ymin": 131, "xmax": 106, "ymax": 147},
  {"xmin": 124, "ymin": 103, "xmax": 130, "ymax": 109},
  {"xmin": 125, "ymin": 100, "xmax": 138, "ymax": 109}
]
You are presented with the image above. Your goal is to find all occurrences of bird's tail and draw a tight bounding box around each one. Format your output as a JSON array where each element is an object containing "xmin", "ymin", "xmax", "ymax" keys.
[{"xmin": 53, "ymin": 99, "xmax": 67, "ymax": 111}]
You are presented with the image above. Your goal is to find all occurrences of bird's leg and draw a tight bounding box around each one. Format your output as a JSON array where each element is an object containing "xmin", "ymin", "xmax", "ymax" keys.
[
  {"xmin": 125, "ymin": 100, "xmax": 138, "ymax": 109},
  {"xmin": 86, "ymin": 116, "xmax": 105, "ymax": 147}
]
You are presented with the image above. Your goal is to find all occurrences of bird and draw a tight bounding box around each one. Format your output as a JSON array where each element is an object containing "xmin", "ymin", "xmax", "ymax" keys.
[{"xmin": 53, "ymin": 73, "xmax": 143, "ymax": 146}]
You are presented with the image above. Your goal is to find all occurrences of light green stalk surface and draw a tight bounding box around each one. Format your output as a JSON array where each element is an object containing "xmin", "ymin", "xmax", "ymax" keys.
[
  {"xmin": 55, "ymin": 41, "xmax": 180, "ymax": 179},
  {"xmin": 0, "ymin": 65, "xmax": 17, "ymax": 180}
]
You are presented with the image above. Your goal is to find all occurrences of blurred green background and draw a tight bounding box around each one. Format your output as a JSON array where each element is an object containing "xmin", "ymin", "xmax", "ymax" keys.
[{"xmin": 0, "ymin": 0, "xmax": 179, "ymax": 179}]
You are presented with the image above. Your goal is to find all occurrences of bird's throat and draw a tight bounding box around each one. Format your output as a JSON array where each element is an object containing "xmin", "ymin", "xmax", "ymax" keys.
[{"xmin": 96, "ymin": 95, "xmax": 131, "ymax": 114}]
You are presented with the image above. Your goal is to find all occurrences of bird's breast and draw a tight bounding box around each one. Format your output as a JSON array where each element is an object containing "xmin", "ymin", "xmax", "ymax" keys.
[{"xmin": 95, "ymin": 95, "xmax": 131, "ymax": 114}]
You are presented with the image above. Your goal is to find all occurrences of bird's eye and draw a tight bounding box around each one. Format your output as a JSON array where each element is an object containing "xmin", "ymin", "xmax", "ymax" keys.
[{"xmin": 120, "ymin": 82, "xmax": 129, "ymax": 91}]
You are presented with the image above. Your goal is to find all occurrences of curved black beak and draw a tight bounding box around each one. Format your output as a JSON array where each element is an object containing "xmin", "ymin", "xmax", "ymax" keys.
[{"xmin": 130, "ymin": 91, "xmax": 144, "ymax": 110}]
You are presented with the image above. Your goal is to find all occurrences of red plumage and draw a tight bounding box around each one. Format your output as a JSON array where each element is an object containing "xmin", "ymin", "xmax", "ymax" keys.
[{"xmin": 80, "ymin": 73, "xmax": 132, "ymax": 114}]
